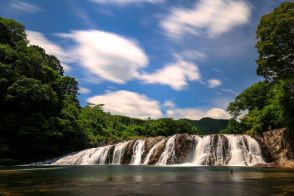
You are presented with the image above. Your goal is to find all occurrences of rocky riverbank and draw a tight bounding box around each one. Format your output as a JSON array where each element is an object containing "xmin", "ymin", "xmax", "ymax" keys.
[{"xmin": 254, "ymin": 128, "xmax": 294, "ymax": 168}]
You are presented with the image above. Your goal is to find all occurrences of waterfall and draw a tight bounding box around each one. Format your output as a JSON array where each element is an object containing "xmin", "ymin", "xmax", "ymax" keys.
[
  {"xmin": 156, "ymin": 136, "xmax": 176, "ymax": 165},
  {"xmin": 192, "ymin": 135, "xmax": 212, "ymax": 165},
  {"xmin": 112, "ymin": 141, "xmax": 129, "ymax": 165},
  {"xmin": 99, "ymin": 145, "xmax": 112, "ymax": 164},
  {"xmin": 143, "ymin": 139, "xmax": 165, "ymax": 165},
  {"xmin": 215, "ymin": 135, "xmax": 224, "ymax": 166},
  {"xmin": 52, "ymin": 145, "xmax": 112, "ymax": 165},
  {"xmin": 130, "ymin": 140, "xmax": 145, "ymax": 165},
  {"xmin": 226, "ymin": 135, "xmax": 264, "ymax": 166},
  {"xmin": 49, "ymin": 134, "xmax": 265, "ymax": 166},
  {"xmin": 53, "ymin": 148, "xmax": 94, "ymax": 165},
  {"xmin": 192, "ymin": 135, "xmax": 264, "ymax": 166}
]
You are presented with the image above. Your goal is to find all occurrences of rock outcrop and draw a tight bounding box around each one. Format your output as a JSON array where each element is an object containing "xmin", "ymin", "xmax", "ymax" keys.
[
  {"xmin": 254, "ymin": 128, "xmax": 294, "ymax": 167},
  {"xmin": 174, "ymin": 134, "xmax": 195, "ymax": 164}
]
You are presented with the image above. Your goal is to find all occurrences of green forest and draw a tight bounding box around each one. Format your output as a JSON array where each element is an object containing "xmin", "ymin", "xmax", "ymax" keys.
[
  {"xmin": 0, "ymin": 2, "xmax": 293, "ymax": 165},
  {"xmin": 222, "ymin": 2, "xmax": 294, "ymax": 135}
]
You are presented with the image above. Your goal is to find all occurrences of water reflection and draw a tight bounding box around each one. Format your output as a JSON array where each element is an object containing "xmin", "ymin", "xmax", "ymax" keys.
[{"xmin": 0, "ymin": 166, "xmax": 293, "ymax": 195}]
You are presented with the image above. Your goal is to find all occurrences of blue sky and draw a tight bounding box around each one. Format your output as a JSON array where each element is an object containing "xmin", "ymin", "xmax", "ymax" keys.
[{"xmin": 0, "ymin": 0, "xmax": 287, "ymax": 120}]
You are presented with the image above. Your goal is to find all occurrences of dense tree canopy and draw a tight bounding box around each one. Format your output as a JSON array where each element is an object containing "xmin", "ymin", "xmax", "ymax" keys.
[
  {"xmin": 226, "ymin": 2, "xmax": 294, "ymax": 134},
  {"xmin": 256, "ymin": 2, "xmax": 294, "ymax": 81},
  {"xmin": 0, "ymin": 17, "xmax": 87, "ymax": 164}
]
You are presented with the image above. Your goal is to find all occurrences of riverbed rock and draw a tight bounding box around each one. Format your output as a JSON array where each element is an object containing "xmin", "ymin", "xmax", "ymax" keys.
[
  {"xmin": 106, "ymin": 145, "xmax": 115, "ymax": 164},
  {"xmin": 122, "ymin": 140, "xmax": 136, "ymax": 164},
  {"xmin": 147, "ymin": 138, "xmax": 167, "ymax": 165},
  {"xmin": 142, "ymin": 136, "xmax": 164, "ymax": 162},
  {"xmin": 174, "ymin": 134, "xmax": 195, "ymax": 164}
]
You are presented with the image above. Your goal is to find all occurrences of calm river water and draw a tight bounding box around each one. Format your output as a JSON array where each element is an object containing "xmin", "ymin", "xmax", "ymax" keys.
[{"xmin": 0, "ymin": 165, "xmax": 293, "ymax": 195}]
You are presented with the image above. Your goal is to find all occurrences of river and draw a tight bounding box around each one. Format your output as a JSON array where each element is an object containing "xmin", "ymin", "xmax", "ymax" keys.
[{"xmin": 0, "ymin": 165, "xmax": 293, "ymax": 195}]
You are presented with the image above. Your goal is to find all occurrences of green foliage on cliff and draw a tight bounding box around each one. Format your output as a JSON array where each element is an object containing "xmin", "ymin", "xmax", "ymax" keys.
[{"xmin": 226, "ymin": 2, "xmax": 294, "ymax": 134}]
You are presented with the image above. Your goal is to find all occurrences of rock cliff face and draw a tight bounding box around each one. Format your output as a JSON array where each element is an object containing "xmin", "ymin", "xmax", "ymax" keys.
[
  {"xmin": 174, "ymin": 134, "xmax": 195, "ymax": 164},
  {"xmin": 254, "ymin": 128, "xmax": 294, "ymax": 167}
]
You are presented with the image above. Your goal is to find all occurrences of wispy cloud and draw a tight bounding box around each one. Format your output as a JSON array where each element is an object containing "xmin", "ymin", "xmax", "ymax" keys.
[
  {"xmin": 90, "ymin": 0, "xmax": 164, "ymax": 5},
  {"xmin": 161, "ymin": 0, "xmax": 251, "ymax": 38},
  {"xmin": 163, "ymin": 100, "xmax": 175, "ymax": 108},
  {"xmin": 173, "ymin": 50, "xmax": 207, "ymax": 61},
  {"xmin": 10, "ymin": 0, "xmax": 41, "ymax": 13},
  {"xmin": 79, "ymin": 87, "xmax": 91, "ymax": 94},
  {"xmin": 220, "ymin": 88, "xmax": 238, "ymax": 95},
  {"xmin": 87, "ymin": 90, "xmax": 162, "ymax": 119},
  {"xmin": 208, "ymin": 79, "xmax": 222, "ymax": 88},
  {"xmin": 67, "ymin": 1, "xmax": 97, "ymax": 28}
]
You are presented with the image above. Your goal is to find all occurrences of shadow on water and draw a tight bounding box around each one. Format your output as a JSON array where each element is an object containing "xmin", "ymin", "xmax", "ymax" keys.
[{"xmin": 0, "ymin": 165, "xmax": 293, "ymax": 195}]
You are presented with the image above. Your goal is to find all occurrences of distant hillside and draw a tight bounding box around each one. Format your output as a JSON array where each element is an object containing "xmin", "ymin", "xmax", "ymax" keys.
[{"xmin": 179, "ymin": 118, "xmax": 229, "ymax": 135}]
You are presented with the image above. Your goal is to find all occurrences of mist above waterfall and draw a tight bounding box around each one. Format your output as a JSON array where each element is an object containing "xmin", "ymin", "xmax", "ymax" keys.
[{"xmin": 51, "ymin": 134, "xmax": 264, "ymax": 166}]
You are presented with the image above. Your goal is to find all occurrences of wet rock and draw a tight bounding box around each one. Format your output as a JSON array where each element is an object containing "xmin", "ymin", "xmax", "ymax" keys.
[
  {"xmin": 122, "ymin": 140, "xmax": 136, "ymax": 164},
  {"xmin": 106, "ymin": 145, "xmax": 115, "ymax": 164},
  {"xmin": 174, "ymin": 134, "xmax": 195, "ymax": 164},
  {"xmin": 218, "ymin": 135, "xmax": 230, "ymax": 166},
  {"xmin": 255, "ymin": 128, "xmax": 294, "ymax": 163},
  {"xmin": 147, "ymin": 138, "xmax": 167, "ymax": 165},
  {"xmin": 142, "ymin": 136, "xmax": 164, "ymax": 161}
]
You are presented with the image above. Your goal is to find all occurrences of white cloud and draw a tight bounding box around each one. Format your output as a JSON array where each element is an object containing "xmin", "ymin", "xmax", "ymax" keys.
[
  {"xmin": 10, "ymin": 0, "xmax": 40, "ymax": 13},
  {"xmin": 163, "ymin": 100, "xmax": 175, "ymax": 108},
  {"xmin": 61, "ymin": 63, "xmax": 72, "ymax": 72},
  {"xmin": 86, "ymin": 90, "xmax": 230, "ymax": 120},
  {"xmin": 26, "ymin": 30, "xmax": 201, "ymax": 91},
  {"xmin": 220, "ymin": 88, "xmax": 238, "ymax": 95},
  {"xmin": 166, "ymin": 107, "xmax": 230, "ymax": 120},
  {"xmin": 90, "ymin": 0, "xmax": 163, "ymax": 5},
  {"xmin": 140, "ymin": 59, "xmax": 200, "ymax": 90},
  {"xmin": 173, "ymin": 50, "xmax": 207, "ymax": 61},
  {"xmin": 161, "ymin": 0, "xmax": 251, "ymax": 38},
  {"xmin": 208, "ymin": 79, "xmax": 222, "ymax": 88},
  {"xmin": 59, "ymin": 30, "xmax": 148, "ymax": 83},
  {"xmin": 26, "ymin": 30, "xmax": 199, "ymax": 90},
  {"xmin": 79, "ymin": 87, "xmax": 91, "ymax": 94},
  {"xmin": 26, "ymin": 30, "xmax": 73, "ymax": 72},
  {"xmin": 87, "ymin": 90, "xmax": 162, "ymax": 119}
]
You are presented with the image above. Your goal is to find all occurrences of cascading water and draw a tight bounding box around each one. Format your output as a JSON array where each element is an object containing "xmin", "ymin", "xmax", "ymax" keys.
[
  {"xmin": 99, "ymin": 145, "xmax": 112, "ymax": 164},
  {"xmin": 193, "ymin": 135, "xmax": 212, "ymax": 165},
  {"xmin": 130, "ymin": 140, "xmax": 145, "ymax": 165},
  {"xmin": 50, "ymin": 134, "xmax": 265, "ymax": 166},
  {"xmin": 112, "ymin": 141, "xmax": 129, "ymax": 165},
  {"xmin": 226, "ymin": 135, "xmax": 264, "ymax": 166},
  {"xmin": 192, "ymin": 135, "xmax": 264, "ymax": 166},
  {"xmin": 53, "ymin": 146, "xmax": 112, "ymax": 165},
  {"xmin": 143, "ymin": 139, "xmax": 165, "ymax": 165},
  {"xmin": 215, "ymin": 135, "xmax": 224, "ymax": 165},
  {"xmin": 156, "ymin": 136, "xmax": 176, "ymax": 165}
]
